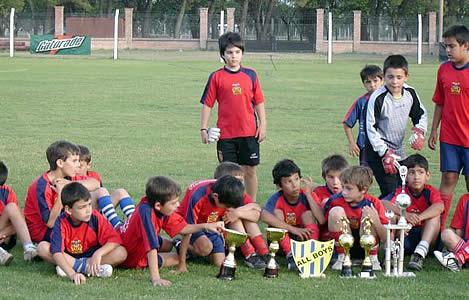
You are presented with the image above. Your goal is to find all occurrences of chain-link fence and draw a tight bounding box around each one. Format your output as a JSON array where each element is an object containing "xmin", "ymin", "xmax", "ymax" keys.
[
  {"xmin": 0, "ymin": 12, "xmax": 55, "ymax": 38},
  {"xmin": 133, "ymin": 12, "xmax": 199, "ymax": 39},
  {"xmin": 361, "ymin": 15, "xmax": 429, "ymax": 42},
  {"xmin": 324, "ymin": 13, "xmax": 353, "ymax": 41}
]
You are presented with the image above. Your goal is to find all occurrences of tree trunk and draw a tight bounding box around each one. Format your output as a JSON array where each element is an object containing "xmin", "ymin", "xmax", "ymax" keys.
[
  {"xmin": 174, "ymin": 0, "xmax": 187, "ymax": 38},
  {"xmin": 207, "ymin": 0, "xmax": 217, "ymax": 39},
  {"xmin": 143, "ymin": 0, "xmax": 153, "ymax": 37},
  {"xmin": 27, "ymin": 0, "xmax": 36, "ymax": 34},
  {"xmin": 107, "ymin": 0, "xmax": 113, "ymax": 15},
  {"xmin": 255, "ymin": 2, "xmax": 262, "ymax": 40},
  {"xmin": 45, "ymin": 6, "xmax": 53, "ymax": 35},
  {"xmin": 239, "ymin": 0, "xmax": 249, "ymax": 38},
  {"xmin": 98, "ymin": 0, "xmax": 103, "ymax": 17},
  {"xmin": 261, "ymin": 0, "xmax": 275, "ymax": 40}
]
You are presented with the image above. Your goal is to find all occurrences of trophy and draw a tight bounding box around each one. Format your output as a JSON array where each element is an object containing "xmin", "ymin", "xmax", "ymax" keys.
[
  {"xmin": 359, "ymin": 215, "xmax": 376, "ymax": 279},
  {"xmin": 264, "ymin": 228, "xmax": 287, "ymax": 278},
  {"xmin": 396, "ymin": 166, "xmax": 411, "ymax": 226},
  {"xmin": 338, "ymin": 217, "xmax": 354, "ymax": 278},
  {"xmin": 217, "ymin": 229, "xmax": 248, "ymax": 280}
]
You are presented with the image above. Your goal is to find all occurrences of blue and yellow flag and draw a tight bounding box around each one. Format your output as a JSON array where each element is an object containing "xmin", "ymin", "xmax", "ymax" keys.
[{"xmin": 290, "ymin": 239, "xmax": 334, "ymax": 278}]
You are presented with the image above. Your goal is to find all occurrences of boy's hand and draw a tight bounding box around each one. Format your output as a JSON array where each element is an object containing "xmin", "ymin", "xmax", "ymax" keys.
[
  {"xmin": 200, "ymin": 129, "xmax": 209, "ymax": 144},
  {"xmin": 301, "ymin": 176, "xmax": 314, "ymax": 195},
  {"xmin": 152, "ymin": 278, "xmax": 172, "ymax": 287},
  {"xmin": 348, "ymin": 143, "xmax": 360, "ymax": 157},
  {"xmin": 87, "ymin": 253, "xmax": 102, "ymax": 277},
  {"xmin": 409, "ymin": 127, "xmax": 425, "ymax": 150},
  {"xmin": 256, "ymin": 124, "xmax": 266, "ymax": 143},
  {"xmin": 428, "ymin": 130, "xmax": 438, "ymax": 150},
  {"xmin": 71, "ymin": 273, "xmax": 86, "ymax": 285},
  {"xmin": 207, "ymin": 127, "xmax": 221, "ymax": 143},
  {"xmin": 222, "ymin": 208, "xmax": 240, "ymax": 224},
  {"xmin": 205, "ymin": 221, "xmax": 225, "ymax": 233},
  {"xmin": 291, "ymin": 227, "xmax": 313, "ymax": 241},
  {"xmin": 405, "ymin": 212, "xmax": 421, "ymax": 226},
  {"xmin": 382, "ymin": 149, "xmax": 400, "ymax": 174}
]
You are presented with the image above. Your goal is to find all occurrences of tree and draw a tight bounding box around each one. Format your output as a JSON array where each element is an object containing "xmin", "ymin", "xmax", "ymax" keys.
[
  {"xmin": 174, "ymin": 0, "xmax": 188, "ymax": 38},
  {"xmin": 0, "ymin": 0, "xmax": 24, "ymax": 37}
]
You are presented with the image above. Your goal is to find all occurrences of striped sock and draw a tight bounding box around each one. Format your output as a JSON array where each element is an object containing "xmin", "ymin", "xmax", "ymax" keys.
[
  {"xmin": 98, "ymin": 195, "xmax": 122, "ymax": 228},
  {"xmin": 73, "ymin": 257, "xmax": 88, "ymax": 273},
  {"xmin": 414, "ymin": 240, "xmax": 429, "ymax": 258},
  {"xmin": 119, "ymin": 197, "xmax": 135, "ymax": 219}
]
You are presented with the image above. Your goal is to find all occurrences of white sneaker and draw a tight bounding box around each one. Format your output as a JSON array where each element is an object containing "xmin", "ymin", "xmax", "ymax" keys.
[
  {"xmin": 56, "ymin": 265, "xmax": 67, "ymax": 277},
  {"xmin": 332, "ymin": 253, "xmax": 344, "ymax": 270},
  {"xmin": 0, "ymin": 247, "xmax": 13, "ymax": 266},
  {"xmin": 371, "ymin": 255, "xmax": 382, "ymax": 271},
  {"xmin": 95, "ymin": 264, "xmax": 113, "ymax": 278},
  {"xmin": 23, "ymin": 244, "xmax": 38, "ymax": 261},
  {"xmin": 434, "ymin": 251, "xmax": 461, "ymax": 272}
]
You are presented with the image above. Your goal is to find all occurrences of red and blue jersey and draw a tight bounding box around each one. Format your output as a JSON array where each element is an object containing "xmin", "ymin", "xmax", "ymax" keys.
[
  {"xmin": 50, "ymin": 210, "xmax": 121, "ymax": 258},
  {"xmin": 0, "ymin": 185, "xmax": 19, "ymax": 216},
  {"xmin": 177, "ymin": 179, "xmax": 216, "ymax": 219},
  {"xmin": 119, "ymin": 197, "xmax": 187, "ymax": 268},
  {"xmin": 263, "ymin": 189, "xmax": 320, "ymax": 227},
  {"xmin": 87, "ymin": 171, "xmax": 102, "ymax": 187},
  {"xmin": 324, "ymin": 194, "xmax": 388, "ymax": 230},
  {"xmin": 343, "ymin": 93, "xmax": 370, "ymax": 149},
  {"xmin": 200, "ymin": 66, "xmax": 265, "ymax": 139},
  {"xmin": 450, "ymin": 194, "xmax": 469, "ymax": 240},
  {"xmin": 432, "ymin": 61, "xmax": 469, "ymax": 147},
  {"xmin": 313, "ymin": 185, "xmax": 335, "ymax": 207}
]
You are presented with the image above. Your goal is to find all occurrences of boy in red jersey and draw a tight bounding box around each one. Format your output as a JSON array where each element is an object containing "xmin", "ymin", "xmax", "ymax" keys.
[
  {"xmin": 343, "ymin": 65, "xmax": 383, "ymax": 166},
  {"xmin": 47, "ymin": 182, "xmax": 127, "ymax": 285},
  {"xmin": 428, "ymin": 25, "xmax": 469, "ymax": 230},
  {"xmin": 200, "ymin": 32, "xmax": 266, "ymax": 202},
  {"xmin": 434, "ymin": 194, "xmax": 469, "ymax": 272},
  {"xmin": 313, "ymin": 154, "xmax": 349, "ymax": 206},
  {"xmin": 119, "ymin": 176, "xmax": 224, "ymax": 287},
  {"xmin": 261, "ymin": 159, "xmax": 325, "ymax": 271},
  {"xmin": 381, "ymin": 154, "xmax": 444, "ymax": 271},
  {"xmin": 324, "ymin": 166, "xmax": 388, "ymax": 271},
  {"xmin": 0, "ymin": 161, "xmax": 37, "ymax": 265},
  {"xmin": 177, "ymin": 162, "xmax": 269, "ymax": 269}
]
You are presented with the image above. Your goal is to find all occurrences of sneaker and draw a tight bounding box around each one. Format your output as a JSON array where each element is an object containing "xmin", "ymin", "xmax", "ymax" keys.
[
  {"xmin": 434, "ymin": 251, "xmax": 461, "ymax": 272},
  {"xmin": 56, "ymin": 265, "xmax": 67, "ymax": 277},
  {"xmin": 95, "ymin": 264, "xmax": 113, "ymax": 278},
  {"xmin": 370, "ymin": 255, "xmax": 382, "ymax": 271},
  {"xmin": 173, "ymin": 238, "xmax": 181, "ymax": 253},
  {"xmin": 331, "ymin": 253, "xmax": 344, "ymax": 270},
  {"xmin": 23, "ymin": 244, "xmax": 38, "ymax": 261},
  {"xmin": 286, "ymin": 252, "xmax": 298, "ymax": 271},
  {"xmin": 244, "ymin": 253, "xmax": 266, "ymax": 270},
  {"xmin": 407, "ymin": 253, "xmax": 424, "ymax": 271},
  {"xmin": 0, "ymin": 247, "xmax": 14, "ymax": 266}
]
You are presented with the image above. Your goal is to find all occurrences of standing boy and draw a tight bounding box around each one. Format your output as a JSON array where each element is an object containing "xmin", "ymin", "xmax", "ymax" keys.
[
  {"xmin": 343, "ymin": 65, "xmax": 383, "ymax": 166},
  {"xmin": 200, "ymin": 32, "xmax": 266, "ymax": 202},
  {"xmin": 428, "ymin": 25, "xmax": 469, "ymax": 229},
  {"xmin": 366, "ymin": 55, "xmax": 428, "ymax": 198}
]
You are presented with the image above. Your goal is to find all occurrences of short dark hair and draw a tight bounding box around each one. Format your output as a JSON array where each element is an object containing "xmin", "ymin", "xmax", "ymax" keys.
[
  {"xmin": 340, "ymin": 166, "xmax": 373, "ymax": 191},
  {"xmin": 61, "ymin": 182, "xmax": 91, "ymax": 208},
  {"xmin": 443, "ymin": 25, "xmax": 469, "ymax": 45},
  {"xmin": 145, "ymin": 176, "xmax": 181, "ymax": 206},
  {"xmin": 46, "ymin": 140, "xmax": 80, "ymax": 170},
  {"xmin": 360, "ymin": 65, "xmax": 383, "ymax": 82},
  {"xmin": 211, "ymin": 175, "xmax": 244, "ymax": 208},
  {"xmin": 403, "ymin": 154, "xmax": 429, "ymax": 172},
  {"xmin": 78, "ymin": 145, "xmax": 92, "ymax": 163},
  {"xmin": 272, "ymin": 159, "xmax": 301, "ymax": 186},
  {"xmin": 0, "ymin": 161, "xmax": 8, "ymax": 186},
  {"xmin": 383, "ymin": 55, "xmax": 408, "ymax": 75},
  {"xmin": 321, "ymin": 154, "xmax": 349, "ymax": 178},
  {"xmin": 214, "ymin": 162, "xmax": 243, "ymax": 179},
  {"xmin": 219, "ymin": 32, "xmax": 244, "ymax": 60}
]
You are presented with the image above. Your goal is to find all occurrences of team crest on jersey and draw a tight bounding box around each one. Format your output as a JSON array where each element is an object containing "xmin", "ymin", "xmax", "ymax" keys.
[
  {"xmin": 349, "ymin": 216, "xmax": 359, "ymax": 229},
  {"xmin": 207, "ymin": 211, "xmax": 219, "ymax": 223},
  {"xmin": 70, "ymin": 239, "xmax": 83, "ymax": 254},
  {"xmin": 232, "ymin": 83, "xmax": 242, "ymax": 95},
  {"xmin": 451, "ymin": 82, "xmax": 461, "ymax": 95},
  {"xmin": 286, "ymin": 212, "xmax": 297, "ymax": 225}
]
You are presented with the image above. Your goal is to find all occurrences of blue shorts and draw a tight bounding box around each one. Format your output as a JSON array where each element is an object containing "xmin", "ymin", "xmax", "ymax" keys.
[
  {"xmin": 440, "ymin": 142, "xmax": 469, "ymax": 175},
  {"xmin": 190, "ymin": 231, "xmax": 225, "ymax": 254},
  {"xmin": 404, "ymin": 227, "xmax": 422, "ymax": 255}
]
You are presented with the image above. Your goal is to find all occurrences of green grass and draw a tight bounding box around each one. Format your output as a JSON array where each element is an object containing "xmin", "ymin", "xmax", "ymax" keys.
[{"xmin": 0, "ymin": 50, "xmax": 468, "ymax": 299}]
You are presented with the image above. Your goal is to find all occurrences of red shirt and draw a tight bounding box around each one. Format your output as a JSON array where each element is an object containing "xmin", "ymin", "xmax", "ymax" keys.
[
  {"xmin": 450, "ymin": 194, "xmax": 469, "ymax": 240},
  {"xmin": 324, "ymin": 194, "xmax": 388, "ymax": 230},
  {"xmin": 87, "ymin": 171, "xmax": 102, "ymax": 187},
  {"xmin": 177, "ymin": 179, "xmax": 216, "ymax": 219},
  {"xmin": 50, "ymin": 210, "xmax": 121, "ymax": 258},
  {"xmin": 119, "ymin": 197, "xmax": 187, "ymax": 268},
  {"xmin": 313, "ymin": 185, "xmax": 335, "ymax": 207},
  {"xmin": 432, "ymin": 61, "xmax": 469, "ymax": 147},
  {"xmin": 0, "ymin": 185, "xmax": 20, "ymax": 216},
  {"xmin": 200, "ymin": 66, "xmax": 265, "ymax": 139}
]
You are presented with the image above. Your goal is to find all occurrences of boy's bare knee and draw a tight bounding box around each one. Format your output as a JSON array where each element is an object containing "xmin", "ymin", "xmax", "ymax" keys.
[
  {"xmin": 37, "ymin": 242, "xmax": 51, "ymax": 259},
  {"xmin": 440, "ymin": 229, "xmax": 453, "ymax": 244},
  {"xmin": 329, "ymin": 207, "xmax": 345, "ymax": 220},
  {"xmin": 193, "ymin": 239, "xmax": 213, "ymax": 257},
  {"xmin": 114, "ymin": 246, "xmax": 127, "ymax": 263},
  {"xmin": 112, "ymin": 188, "xmax": 129, "ymax": 199},
  {"xmin": 5, "ymin": 202, "xmax": 20, "ymax": 216},
  {"xmin": 95, "ymin": 187, "xmax": 110, "ymax": 198}
]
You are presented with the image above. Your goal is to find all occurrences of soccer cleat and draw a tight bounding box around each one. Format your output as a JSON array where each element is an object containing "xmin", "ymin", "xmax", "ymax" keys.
[
  {"xmin": 331, "ymin": 253, "xmax": 344, "ymax": 270},
  {"xmin": 407, "ymin": 253, "xmax": 424, "ymax": 271},
  {"xmin": 434, "ymin": 251, "xmax": 461, "ymax": 272},
  {"xmin": 0, "ymin": 247, "xmax": 14, "ymax": 266},
  {"xmin": 95, "ymin": 264, "xmax": 113, "ymax": 278},
  {"xmin": 286, "ymin": 252, "xmax": 298, "ymax": 271},
  {"xmin": 23, "ymin": 244, "xmax": 38, "ymax": 261},
  {"xmin": 244, "ymin": 253, "xmax": 266, "ymax": 270},
  {"xmin": 56, "ymin": 265, "xmax": 67, "ymax": 277},
  {"xmin": 370, "ymin": 255, "xmax": 382, "ymax": 271}
]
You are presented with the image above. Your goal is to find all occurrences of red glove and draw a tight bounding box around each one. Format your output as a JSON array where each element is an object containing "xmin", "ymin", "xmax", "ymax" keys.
[
  {"xmin": 409, "ymin": 127, "xmax": 425, "ymax": 150},
  {"xmin": 382, "ymin": 149, "xmax": 400, "ymax": 174}
]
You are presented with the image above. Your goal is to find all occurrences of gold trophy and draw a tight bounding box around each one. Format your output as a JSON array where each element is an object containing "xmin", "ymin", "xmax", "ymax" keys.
[
  {"xmin": 264, "ymin": 228, "xmax": 287, "ymax": 278},
  {"xmin": 338, "ymin": 217, "xmax": 354, "ymax": 278},
  {"xmin": 217, "ymin": 229, "xmax": 248, "ymax": 280},
  {"xmin": 359, "ymin": 216, "xmax": 376, "ymax": 279}
]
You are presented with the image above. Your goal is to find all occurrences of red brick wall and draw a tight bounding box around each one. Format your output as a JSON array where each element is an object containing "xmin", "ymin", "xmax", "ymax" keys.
[{"xmin": 66, "ymin": 17, "xmax": 124, "ymax": 38}]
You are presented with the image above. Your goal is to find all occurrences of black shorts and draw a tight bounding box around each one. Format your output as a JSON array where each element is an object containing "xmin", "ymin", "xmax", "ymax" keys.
[
  {"xmin": 217, "ymin": 137, "xmax": 260, "ymax": 166},
  {"xmin": 0, "ymin": 234, "xmax": 17, "ymax": 251}
]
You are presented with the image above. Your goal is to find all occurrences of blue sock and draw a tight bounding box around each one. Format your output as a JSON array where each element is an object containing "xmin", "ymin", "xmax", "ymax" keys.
[
  {"xmin": 72, "ymin": 257, "xmax": 88, "ymax": 273},
  {"xmin": 98, "ymin": 195, "xmax": 122, "ymax": 229},
  {"xmin": 119, "ymin": 197, "xmax": 135, "ymax": 219}
]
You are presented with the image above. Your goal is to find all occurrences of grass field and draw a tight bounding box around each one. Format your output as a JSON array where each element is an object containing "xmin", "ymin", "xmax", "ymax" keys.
[{"xmin": 0, "ymin": 50, "xmax": 468, "ymax": 299}]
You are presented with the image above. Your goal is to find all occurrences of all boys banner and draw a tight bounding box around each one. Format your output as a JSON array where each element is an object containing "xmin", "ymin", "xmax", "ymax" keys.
[
  {"xmin": 291, "ymin": 239, "xmax": 334, "ymax": 278},
  {"xmin": 30, "ymin": 35, "xmax": 91, "ymax": 55}
]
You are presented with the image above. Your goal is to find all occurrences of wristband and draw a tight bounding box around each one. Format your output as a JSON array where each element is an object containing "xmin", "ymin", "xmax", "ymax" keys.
[{"xmin": 200, "ymin": 128, "xmax": 207, "ymax": 131}]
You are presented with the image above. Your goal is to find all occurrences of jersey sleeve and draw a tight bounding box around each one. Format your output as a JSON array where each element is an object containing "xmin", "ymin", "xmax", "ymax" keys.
[
  {"xmin": 408, "ymin": 88, "xmax": 428, "ymax": 134},
  {"xmin": 343, "ymin": 97, "xmax": 361, "ymax": 127},
  {"xmin": 263, "ymin": 193, "xmax": 279, "ymax": 214},
  {"xmin": 96, "ymin": 211, "xmax": 122, "ymax": 245},
  {"xmin": 200, "ymin": 72, "xmax": 217, "ymax": 108},
  {"xmin": 428, "ymin": 187, "xmax": 443, "ymax": 205},
  {"xmin": 253, "ymin": 72, "xmax": 265, "ymax": 105},
  {"xmin": 432, "ymin": 65, "xmax": 445, "ymax": 105},
  {"xmin": 186, "ymin": 196, "xmax": 203, "ymax": 224},
  {"xmin": 450, "ymin": 195, "xmax": 469, "ymax": 230},
  {"xmin": 242, "ymin": 194, "xmax": 254, "ymax": 205},
  {"xmin": 163, "ymin": 213, "xmax": 187, "ymax": 238},
  {"xmin": 50, "ymin": 215, "xmax": 65, "ymax": 254},
  {"xmin": 139, "ymin": 206, "xmax": 161, "ymax": 251},
  {"xmin": 366, "ymin": 91, "xmax": 387, "ymax": 156}
]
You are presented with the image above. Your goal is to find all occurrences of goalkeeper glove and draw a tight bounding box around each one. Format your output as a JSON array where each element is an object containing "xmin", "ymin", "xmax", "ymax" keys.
[
  {"xmin": 207, "ymin": 127, "xmax": 221, "ymax": 144},
  {"xmin": 382, "ymin": 149, "xmax": 401, "ymax": 174},
  {"xmin": 409, "ymin": 127, "xmax": 425, "ymax": 151}
]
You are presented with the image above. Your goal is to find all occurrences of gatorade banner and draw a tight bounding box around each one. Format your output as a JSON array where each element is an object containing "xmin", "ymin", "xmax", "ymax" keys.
[
  {"xmin": 30, "ymin": 35, "xmax": 91, "ymax": 55},
  {"xmin": 290, "ymin": 239, "xmax": 334, "ymax": 278}
]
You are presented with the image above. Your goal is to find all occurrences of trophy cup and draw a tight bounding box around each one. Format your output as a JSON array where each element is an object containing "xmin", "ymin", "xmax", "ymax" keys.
[
  {"xmin": 338, "ymin": 217, "xmax": 354, "ymax": 278},
  {"xmin": 264, "ymin": 228, "xmax": 287, "ymax": 278},
  {"xmin": 217, "ymin": 229, "xmax": 248, "ymax": 280},
  {"xmin": 359, "ymin": 215, "xmax": 376, "ymax": 279}
]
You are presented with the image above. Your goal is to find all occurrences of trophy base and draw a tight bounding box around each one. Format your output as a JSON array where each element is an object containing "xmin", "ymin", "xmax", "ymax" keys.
[
  {"xmin": 340, "ymin": 266, "xmax": 355, "ymax": 278},
  {"xmin": 216, "ymin": 265, "xmax": 236, "ymax": 281},
  {"xmin": 264, "ymin": 267, "xmax": 279, "ymax": 278}
]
